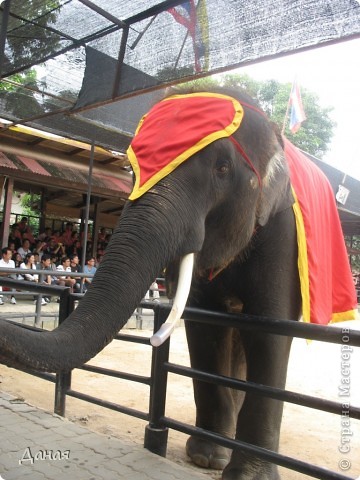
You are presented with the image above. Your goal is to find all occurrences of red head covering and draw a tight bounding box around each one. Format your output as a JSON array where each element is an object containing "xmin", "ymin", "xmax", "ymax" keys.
[{"xmin": 127, "ymin": 93, "xmax": 244, "ymax": 200}]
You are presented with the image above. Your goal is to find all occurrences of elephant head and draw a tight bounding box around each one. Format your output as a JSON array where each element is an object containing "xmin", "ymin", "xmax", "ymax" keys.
[{"xmin": 0, "ymin": 87, "xmax": 292, "ymax": 372}]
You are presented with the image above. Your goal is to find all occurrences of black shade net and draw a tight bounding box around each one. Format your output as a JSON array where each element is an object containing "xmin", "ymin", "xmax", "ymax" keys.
[{"xmin": 0, "ymin": 0, "xmax": 359, "ymax": 152}]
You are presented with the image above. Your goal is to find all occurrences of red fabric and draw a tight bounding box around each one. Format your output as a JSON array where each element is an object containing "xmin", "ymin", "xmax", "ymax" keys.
[
  {"xmin": 285, "ymin": 139, "xmax": 357, "ymax": 324},
  {"xmin": 127, "ymin": 94, "xmax": 242, "ymax": 199}
]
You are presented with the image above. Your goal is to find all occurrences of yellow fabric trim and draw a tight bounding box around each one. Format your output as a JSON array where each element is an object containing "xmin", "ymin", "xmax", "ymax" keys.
[
  {"xmin": 330, "ymin": 309, "xmax": 358, "ymax": 323},
  {"xmin": 127, "ymin": 145, "xmax": 140, "ymax": 194},
  {"xmin": 291, "ymin": 186, "xmax": 311, "ymax": 323},
  {"xmin": 128, "ymin": 93, "xmax": 244, "ymax": 201}
]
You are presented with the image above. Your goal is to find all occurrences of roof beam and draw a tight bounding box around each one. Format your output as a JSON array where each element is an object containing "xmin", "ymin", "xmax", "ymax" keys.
[
  {"xmin": 77, "ymin": 0, "xmax": 127, "ymax": 28},
  {"xmin": 0, "ymin": 137, "xmax": 131, "ymax": 182}
]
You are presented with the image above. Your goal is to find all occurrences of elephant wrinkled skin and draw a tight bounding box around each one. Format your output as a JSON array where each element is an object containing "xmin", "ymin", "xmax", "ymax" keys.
[{"xmin": 0, "ymin": 88, "xmax": 305, "ymax": 479}]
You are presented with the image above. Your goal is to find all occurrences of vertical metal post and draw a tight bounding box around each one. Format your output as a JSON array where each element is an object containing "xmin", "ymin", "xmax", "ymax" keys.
[
  {"xmin": 0, "ymin": 0, "xmax": 11, "ymax": 77},
  {"xmin": 54, "ymin": 287, "xmax": 72, "ymax": 416},
  {"xmin": 144, "ymin": 305, "xmax": 170, "ymax": 456},
  {"xmin": 80, "ymin": 140, "xmax": 94, "ymax": 290},
  {"xmin": 1, "ymin": 176, "xmax": 13, "ymax": 248},
  {"xmin": 112, "ymin": 25, "xmax": 129, "ymax": 99}
]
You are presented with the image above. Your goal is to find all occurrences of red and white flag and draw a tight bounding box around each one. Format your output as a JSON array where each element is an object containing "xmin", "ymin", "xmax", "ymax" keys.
[{"xmin": 289, "ymin": 81, "xmax": 306, "ymax": 133}]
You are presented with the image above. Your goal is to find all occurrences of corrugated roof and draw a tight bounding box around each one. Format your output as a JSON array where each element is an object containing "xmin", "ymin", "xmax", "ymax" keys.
[{"xmin": 0, "ymin": 151, "xmax": 132, "ymax": 198}]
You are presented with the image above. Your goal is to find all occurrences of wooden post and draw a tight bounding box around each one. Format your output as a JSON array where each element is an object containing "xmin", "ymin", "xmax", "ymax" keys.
[{"xmin": 1, "ymin": 176, "xmax": 13, "ymax": 248}]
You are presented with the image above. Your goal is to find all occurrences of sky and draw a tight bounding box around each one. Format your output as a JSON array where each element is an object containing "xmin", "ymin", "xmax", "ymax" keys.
[{"xmin": 232, "ymin": 38, "xmax": 360, "ymax": 180}]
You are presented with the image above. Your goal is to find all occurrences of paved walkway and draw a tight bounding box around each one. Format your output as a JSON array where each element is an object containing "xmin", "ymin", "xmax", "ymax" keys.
[
  {"xmin": 0, "ymin": 299, "xmax": 206, "ymax": 480},
  {"xmin": 0, "ymin": 391, "xmax": 209, "ymax": 480}
]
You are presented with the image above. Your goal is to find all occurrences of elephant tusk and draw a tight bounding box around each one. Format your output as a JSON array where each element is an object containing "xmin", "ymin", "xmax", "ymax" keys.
[{"xmin": 150, "ymin": 253, "xmax": 194, "ymax": 347}]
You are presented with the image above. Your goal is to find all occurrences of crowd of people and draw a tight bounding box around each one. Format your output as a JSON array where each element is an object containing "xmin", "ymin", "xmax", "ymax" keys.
[{"xmin": 0, "ymin": 217, "xmax": 110, "ymax": 305}]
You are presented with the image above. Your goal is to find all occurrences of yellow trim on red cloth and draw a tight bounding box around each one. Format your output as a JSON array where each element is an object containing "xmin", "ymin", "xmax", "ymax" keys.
[
  {"xmin": 127, "ymin": 93, "xmax": 244, "ymax": 200},
  {"xmin": 285, "ymin": 140, "xmax": 357, "ymax": 324},
  {"xmin": 291, "ymin": 186, "xmax": 311, "ymax": 323}
]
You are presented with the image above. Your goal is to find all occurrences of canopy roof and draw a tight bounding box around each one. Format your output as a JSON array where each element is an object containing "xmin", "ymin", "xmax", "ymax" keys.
[
  {"xmin": 1, "ymin": 0, "xmax": 360, "ymax": 153},
  {"xmin": 0, "ymin": 1, "xmax": 360, "ymax": 237}
]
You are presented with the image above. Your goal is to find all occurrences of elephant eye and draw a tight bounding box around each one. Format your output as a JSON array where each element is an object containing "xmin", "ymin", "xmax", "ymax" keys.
[{"xmin": 215, "ymin": 159, "xmax": 230, "ymax": 176}]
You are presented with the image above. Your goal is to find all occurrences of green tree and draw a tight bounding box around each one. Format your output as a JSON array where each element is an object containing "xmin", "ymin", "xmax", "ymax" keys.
[
  {"xmin": 256, "ymin": 80, "xmax": 335, "ymax": 158},
  {"xmin": 3, "ymin": 0, "xmax": 61, "ymax": 71},
  {"xmin": 0, "ymin": 0, "xmax": 63, "ymax": 119},
  {"xmin": 346, "ymin": 235, "xmax": 360, "ymax": 272},
  {"xmin": 180, "ymin": 74, "xmax": 335, "ymax": 159},
  {"xmin": 18, "ymin": 192, "xmax": 41, "ymax": 234}
]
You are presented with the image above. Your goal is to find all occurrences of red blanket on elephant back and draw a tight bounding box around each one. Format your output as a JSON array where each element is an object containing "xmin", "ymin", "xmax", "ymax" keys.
[{"xmin": 284, "ymin": 139, "xmax": 357, "ymax": 324}]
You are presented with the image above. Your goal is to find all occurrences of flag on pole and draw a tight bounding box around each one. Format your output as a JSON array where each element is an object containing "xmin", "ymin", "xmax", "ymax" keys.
[
  {"xmin": 289, "ymin": 81, "xmax": 306, "ymax": 133},
  {"xmin": 168, "ymin": 0, "xmax": 209, "ymax": 73}
]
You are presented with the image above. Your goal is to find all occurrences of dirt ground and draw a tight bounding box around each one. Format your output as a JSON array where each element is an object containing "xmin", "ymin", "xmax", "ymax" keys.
[{"xmin": 0, "ymin": 318, "xmax": 359, "ymax": 479}]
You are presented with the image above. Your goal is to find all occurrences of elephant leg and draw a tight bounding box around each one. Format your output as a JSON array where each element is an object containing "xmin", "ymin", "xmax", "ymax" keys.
[
  {"xmin": 185, "ymin": 321, "xmax": 247, "ymax": 470},
  {"xmin": 223, "ymin": 333, "xmax": 293, "ymax": 480}
]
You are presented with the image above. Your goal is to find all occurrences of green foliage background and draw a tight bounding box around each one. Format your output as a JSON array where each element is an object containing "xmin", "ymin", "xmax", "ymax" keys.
[{"xmin": 179, "ymin": 73, "xmax": 336, "ymax": 159}]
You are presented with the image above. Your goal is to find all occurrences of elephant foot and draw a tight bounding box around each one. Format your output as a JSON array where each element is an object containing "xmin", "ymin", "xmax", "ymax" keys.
[
  {"xmin": 186, "ymin": 435, "xmax": 231, "ymax": 470},
  {"xmin": 222, "ymin": 461, "xmax": 281, "ymax": 480}
]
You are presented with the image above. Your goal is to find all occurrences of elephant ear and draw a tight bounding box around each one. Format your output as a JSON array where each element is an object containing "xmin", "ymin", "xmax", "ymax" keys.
[{"xmin": 256, "ymin": 126, "xmax": 294, "ymax": 227}]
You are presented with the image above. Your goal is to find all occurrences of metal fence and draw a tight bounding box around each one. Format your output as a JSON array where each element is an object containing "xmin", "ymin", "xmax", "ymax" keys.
[{"xmin": 0, "ymin": 276, "xmax": 359, "ymax": 479}]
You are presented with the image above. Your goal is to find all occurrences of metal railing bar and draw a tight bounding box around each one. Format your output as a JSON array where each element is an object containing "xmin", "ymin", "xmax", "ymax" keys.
[
  {"xmin": 114, "ymin": 333, "xmax": 151, "ymax": 345},
  {"xmin": 80, "ymin": 364, "xmax": 151, "ymax": 386},
  {"xmin": 0, "ymin": 267, "xmax": 95, "ymax": 279},
  {"xmin": 0, "ymin": 277, "xmax": 68, "ymax": 295},
  {"xmin": 161, "ymin": 417, "xmax": 354, "ymax": 480},
  {"xmin": 3, "ymin": 313, "xmax": 58, "ymax": 318},
  {"xmin": 23, "ymin": 370, "xmax": 56, "ymax": 383},
  {"xmin": 66, "ymin": 389, "xmax": 149, "ymax": 421},
  {"xmin": 177, "ymin": 306, "xmax": 360, "ymax": 346},
  {"xmin": 164, "ymin": 363, "xmax": 360, "ymax": 419},
  {"xmin": 0, "ymin": 363, "xmax": 56, "ymax": 383}
]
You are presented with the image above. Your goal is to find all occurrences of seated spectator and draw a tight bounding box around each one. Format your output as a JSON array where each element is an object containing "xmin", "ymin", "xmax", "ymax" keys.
[
  {"xmin": 56, "ymin": 256, "xmax": 76, "ymax": 290},
  {"xmin": 98, "ymin": 227, "xmax": 107, "ymax": 243},
  {"xmin": 52, "ymin": 230, "xmax": 62, "ymax": 243},
  {"xmin": 12, "ymin": 252, "xmax": 23, "ymax": 270},
  {"xmin": 8, "ymin": 224, "xmax": 22, "ymax": 250},
  {"xmin": 0, "ymin": 246, "xmax": 17, "ymax": 305},
  {"xmin": 83, "ymin": 256, "xmax": 97, "ymax": 291},
  {"xmin": 38, "ymin": 227, "xmax": 53, "ymax": 243},
  {"xmin": 33, "ymin": 240, "xmax": 47, "ymax": 260},
  {"xmin": 97, "ymin": 244, "xmax": 106, "ymax": 258},
  {"xmin": 96, "ymin": 253, "xmax": 104, "ymax": 267},
  {"xmin": 43, "ymin": 238, "xmax": 65, "ymax": 262},
  {"xmin": 33, "ymin": 252, "xmax": 40, "ymax": 267},
  {"xmin": 18, "ymin": 216, "xmax": 35, "ymax": 245},
  {"xmin": 8, "ymin": 241, "xmax": 17, "ymax": 256},
  {"xmin": 67, "ymin": 239, "xmax": 83, "ymax": 259},
  {"xmin": 60, "ymin": 222, "xmax": 75, "ymax": 249},
  {"xmin": 18, "ymin": 239, "xmax": 32, "ymax": 260},
  {"xmin": 69, "ymin": 254, "xmax": 82, "ymax": 293},
  {"xmin": 50, "ymin": 254, "xmax": 59, "ymax": 275},
  {"xmin": 20, "ymin": 253, "xmax": 46, "ymax": 304},
  {"xmin": 20, "ymin": 253, "xmax": 39, "ymax": 283},
  {"xmin": 36, "ymin": 253, "xmax": 56, "ymax": 303},
  {"xmin": 40, "ymin": 254, "xmax": 62, "ymax": 288},
  {"xmin": 65, "ymin": 231, "xmax": 80, "ymax": 256}
]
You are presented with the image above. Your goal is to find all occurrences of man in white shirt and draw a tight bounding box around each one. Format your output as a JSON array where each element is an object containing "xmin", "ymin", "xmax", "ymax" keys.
[
  {"xmin": 0, "ymin": 247, "xmax": 17, "ymax": 305},
  {"xmin": 17, "ymin": 239, "xmax": 32, "ymax": 260}
]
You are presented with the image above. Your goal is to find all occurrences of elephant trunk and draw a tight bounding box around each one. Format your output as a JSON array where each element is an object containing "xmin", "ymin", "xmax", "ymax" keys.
[{"xmin": 0, "ymin": 201, "xmax": 196, "ymax": 372}]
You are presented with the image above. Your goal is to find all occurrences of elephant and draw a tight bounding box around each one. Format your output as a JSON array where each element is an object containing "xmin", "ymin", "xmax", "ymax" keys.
[{"xmin": 0, "ymin": 87, "xmax": 356, "ymax": 480}]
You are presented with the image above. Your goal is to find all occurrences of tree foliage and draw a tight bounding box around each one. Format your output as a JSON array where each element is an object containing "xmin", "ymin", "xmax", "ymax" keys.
[
  {"xmin": 346, "ymin": 236, "xmax": 360, "ymax": 272},
  {"xmin": 179, "ymin": 73, "xmax": 335, "ymax": 158},
  {"xmin": 3, "ymin": 0, "xmax": 61, "ymax": 68}
]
